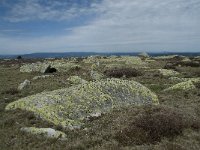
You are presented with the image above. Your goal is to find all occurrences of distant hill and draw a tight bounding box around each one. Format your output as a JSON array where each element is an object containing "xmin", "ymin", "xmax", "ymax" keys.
[{"xmin": 0, "ymin": 52, "xmax": 200, "ymax": 59}]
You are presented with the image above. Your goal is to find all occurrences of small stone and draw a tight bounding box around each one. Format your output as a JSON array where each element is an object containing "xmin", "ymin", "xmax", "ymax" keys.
[
  {"xmin": 32, "ymin": 75, "xmax": 54, "ymax": 80},
  {"xmin": 18, "ymin": 79, "xmax": 31, "ymax": 91}
]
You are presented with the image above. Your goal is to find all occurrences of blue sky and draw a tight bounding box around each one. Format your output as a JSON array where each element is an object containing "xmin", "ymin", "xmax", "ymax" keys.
[{"xmin": 0, "ymin": 0, "xmax": 200, "ymax": 54}]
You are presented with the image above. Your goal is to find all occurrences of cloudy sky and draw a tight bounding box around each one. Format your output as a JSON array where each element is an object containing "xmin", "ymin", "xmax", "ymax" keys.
[{"xmin": 0, "ymin": 0, "xmax": 200, "ymax": 54}]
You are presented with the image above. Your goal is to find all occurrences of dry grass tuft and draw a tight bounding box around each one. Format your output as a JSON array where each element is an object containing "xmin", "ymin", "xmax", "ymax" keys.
[
  {"xmin": 104, "ymin": 68, "xmax": 143, "ymax": 78},
  {"xmin": 2, "ymin": 88, "xmax": 19, "ymax": 95}
]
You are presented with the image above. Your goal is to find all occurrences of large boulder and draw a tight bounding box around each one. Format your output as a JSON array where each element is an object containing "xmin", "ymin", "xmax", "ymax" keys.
[
  {"xmin": 20, "ymin": 61, "xmax": 80, "ymax": 73},
  {"xmin": 6, "ymin": 79, "xmax": 159, "ymax": 128},
  {"xmin": 20, "ymin": 62, "xmax": 51, "ymax": 73},
  {"xmin": 164, "ymin": 80, "xmax": 196, "ymax": 92}
]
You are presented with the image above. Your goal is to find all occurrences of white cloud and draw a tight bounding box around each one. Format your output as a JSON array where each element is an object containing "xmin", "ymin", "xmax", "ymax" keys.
[
  {"xmin": 0, "ymin": 0, "xmax": 200, "ymax": 54},
  {"xmin": 3, "ymin": 0, "xmax": 101, "ymax": 22}
]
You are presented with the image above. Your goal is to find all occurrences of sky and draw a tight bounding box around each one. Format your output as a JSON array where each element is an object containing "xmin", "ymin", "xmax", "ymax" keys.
[{"xmin": 0, "ymin": 0, "xmax": 200, "ymax": 54}]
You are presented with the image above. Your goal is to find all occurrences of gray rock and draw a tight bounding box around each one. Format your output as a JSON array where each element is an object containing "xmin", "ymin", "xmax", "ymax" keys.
[
  {"xmin": 20, "ymin": 62, "xmax": 51, "ymax": 73},
  {"xmin": 21, "ymin": 127, "xmax": 66, "ymax": 139},
  {"xmin": 6, "ymin": 78, "xmax": 159, "ymax": 128},
  {"xmin": 18, "ymin": 79, "xmax": 31, "ymax": 90},
  {"xmin": 33, "ymin": 75, "xmax": 54, "ymax": 80}
]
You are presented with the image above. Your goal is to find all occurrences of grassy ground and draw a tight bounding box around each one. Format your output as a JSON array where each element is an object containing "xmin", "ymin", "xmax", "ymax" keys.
[{"xmin": 0, "ymin": 57, "xmax": 200, "ymax": 150}]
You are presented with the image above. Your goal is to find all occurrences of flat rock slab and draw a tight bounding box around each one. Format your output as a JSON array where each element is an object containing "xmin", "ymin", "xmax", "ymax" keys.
[{"xmin": 6, "ymin": 79, "xmax": 159, "ymax": 128}]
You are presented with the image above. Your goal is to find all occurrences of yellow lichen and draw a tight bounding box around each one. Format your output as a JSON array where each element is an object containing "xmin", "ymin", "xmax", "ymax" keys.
[
  {"xmin": 6, "ymin": 79, "xmax": 159, "ymax": 128},
  {"xmin": 164, "ymin": 80, "xmax": 196, "ymax": 92}
]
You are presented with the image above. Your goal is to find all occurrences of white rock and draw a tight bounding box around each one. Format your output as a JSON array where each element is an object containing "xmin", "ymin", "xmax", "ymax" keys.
[
  {"xmin": 21, "ymin": 127, "xmax": 67, "ymax": 139},
  {"xmin": 18, "ymin": 79, "xmax": 31, "ymax": 90}
]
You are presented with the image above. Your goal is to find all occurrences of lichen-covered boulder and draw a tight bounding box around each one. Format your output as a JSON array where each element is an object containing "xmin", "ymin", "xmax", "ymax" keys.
[
  {"xmin": 154, "ymin": 55, "xmax": 178, "ymax": 60},
  {"xmin": 67, "ymin": 76, "xmax": 88, "ymax": 85},
  {"xmin": 21, "ymin": 127, "xmax": 66, "ymax": 139},
  {"xmin": 158, "ymin": 69, "xmax": 180, "ymax": 77},
  {"xmin": 164, "ymin": 80, "xmax": 196, "ymax": 92},
  {"xmin": 51, "ymin": 62, "xmax": 80, "ymax": 72},
  {"xmin": 20, "ymin": 61, "xmax": 81, "ymax": 73},
  {"xmin": 181, "ymin": 57, "xmax": 191, "ymax": 62},
  {"xmin": 169, "ymin": 77, "xmax": 200, "ymax": 83},
  {"xmin": 20, "ymin": 62, "xmax": 50, "ymax": 73},
  {"xmin": 18, "ymin": 79, "xmax": 31, "ymax": 91},
  {"xmin": 6, "ymin": 79, "xmax": 159, "ymax": 128},
  {"xmin": 169, "ymin": 77, "xmax": 185, "ymax": 82}
]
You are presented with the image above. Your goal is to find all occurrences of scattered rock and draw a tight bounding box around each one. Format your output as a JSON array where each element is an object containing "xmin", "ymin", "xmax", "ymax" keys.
[
  {"xmin": 18, "ymin": 79, "xmax": 31, "ymax": 91},
  {"xmin": 21, "ymin": 127, "xmax": 66, "ymax": 139},
  {"xmin": 6, "ymin": 79, "xmax": 159, "ymax": 128},
  {"xmin": 67, "ymin": 76, "xmax": 88, "ymax": 84},
  {"xmin": 84, "ymin": 56, "xmax": 146, "ymax": 68},
  {"xmin": 85, "ymin": 112, "xmax": 102, "ymax": 121}
]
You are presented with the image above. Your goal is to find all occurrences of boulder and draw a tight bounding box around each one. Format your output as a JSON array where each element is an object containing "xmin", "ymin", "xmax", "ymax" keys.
[
  {"xmin": 21, "ymin": 127, "xmax": 66, "ymax": 139},
  {"xmin": 164, "ymin": 80, "xmax": 196, "ymax": 92},
  {"xmin": 20, "ymin": 61, "xmax": 80, "ymax": 73},
  {"xmin": 158, "ymin": 69, "xmax": 180, "ymax": 77},
  {"xmin": 67, "ymin": 76, "xmax": 88, "ymax": 85},
  {"xmin": 6, "ymin": 79, "xmax": 159, "ymax": 128},
  {"xmin": 169, "ymin": 77, "xmax": 200, "ymax": 83},
  {"xmin": 18, "ymin": 79, "xmax": 31, "ymax": 91},
  {"xmin": 20, "ymin": 62, "xmax": 51, "ymax": 73}
]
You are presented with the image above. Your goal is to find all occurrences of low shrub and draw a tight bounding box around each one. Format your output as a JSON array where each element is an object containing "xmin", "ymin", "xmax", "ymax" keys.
[
  {"xmin": 180, "ymin": 61, "xmax": 200, "ymax": 67},
  {"xmin": 164, "ymin": 63, "xmax": 176, "ymax": 69},
  {"xmin": 104, "ymin": 68, "xmax": 143, "ymax": 78},
  {"xmin": 115, "ymin": 106, "xmax": 200, "ymax": 146},
  {"xmin": 2, "ymin": 88, "xmax": 19, "ymax": 95}
]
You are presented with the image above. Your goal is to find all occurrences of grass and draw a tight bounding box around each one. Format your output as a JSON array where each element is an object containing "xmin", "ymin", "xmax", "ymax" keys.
[{"xmin": 0, "ymin": 58, "xmax": 200, "ymax": 149}]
